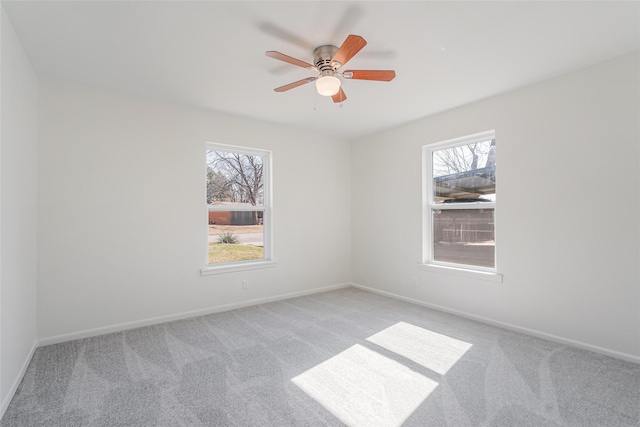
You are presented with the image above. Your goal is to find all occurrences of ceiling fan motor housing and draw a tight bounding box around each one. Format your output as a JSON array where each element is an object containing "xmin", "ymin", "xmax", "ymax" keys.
[{"xmin": 314, "ymin": 45, "xmax": 340, "ymax": 75}]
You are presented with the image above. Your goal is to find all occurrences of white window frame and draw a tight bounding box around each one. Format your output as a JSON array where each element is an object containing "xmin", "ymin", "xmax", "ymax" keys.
[
  {"xmin": 421, "ymin": 130, "xmax": 502, "ymax": 282},
  {"xmin": 201, "ymin": 143, "xmax": 275, "ymax": 275}
]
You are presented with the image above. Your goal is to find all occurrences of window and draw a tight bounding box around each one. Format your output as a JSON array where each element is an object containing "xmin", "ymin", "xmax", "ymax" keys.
[
  {"xmin": 202, "ymin": 143, "xmax": 273, "ymax": 274},
  {"xmin": 423, "ymin": 131, "xmax": 497, "ymax": 275}
]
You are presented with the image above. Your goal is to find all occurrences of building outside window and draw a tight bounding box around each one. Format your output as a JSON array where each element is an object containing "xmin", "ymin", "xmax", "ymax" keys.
[{"xmin": 423, "ymin": 131, "xmax": 496, "ymax": 271}]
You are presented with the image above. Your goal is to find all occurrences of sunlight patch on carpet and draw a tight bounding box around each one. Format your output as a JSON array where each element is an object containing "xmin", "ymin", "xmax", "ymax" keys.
[
  {"xmin": 366, "ymin": 322, "xmax": 472, "ymax": 375},
  {"xmin": 292, "ymin": 344, "xmax": 437, "ymax": 427}
]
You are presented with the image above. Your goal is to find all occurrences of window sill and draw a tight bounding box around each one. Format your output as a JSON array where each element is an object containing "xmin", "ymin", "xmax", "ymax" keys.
[
  {"xmin": 200, "ymin": 260, "xmax": 277, "ymax": 276},
  {"xmin": 418, "ymin": 263, "xmax": 503, "ymax": 283}
]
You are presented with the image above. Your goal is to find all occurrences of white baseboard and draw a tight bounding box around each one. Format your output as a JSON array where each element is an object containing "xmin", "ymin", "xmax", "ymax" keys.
[
  {"xmin": 1, "ymin": 340, "xmax": 38, "ymax": 419},
  {"xmin": 38, "ymin": 282, "xmax": 352, "ymax": 347},
  {"xmin": 351, "ymin": 283, "xmax": 640, "ymax": 365}
]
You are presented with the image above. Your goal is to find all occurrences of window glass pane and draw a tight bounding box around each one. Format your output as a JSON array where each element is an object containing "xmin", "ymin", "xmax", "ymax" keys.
[
  {"xmin": 206, "ymin": 147, "xmax": 267, "ymax": 266},
  {"xmin": 432, "ymin": 208, "xmax": 495, "ymax": 268},
  {"xmin": 206, "ymin": 150, "xmax": 264, "ymax": 207},
  {"xmin": 432, "ymin": 139, "xmax": 495, "ymax": 203},
  {"xmin": 208, "ymin": 211, "xmax": 264, "ymax": 264}
]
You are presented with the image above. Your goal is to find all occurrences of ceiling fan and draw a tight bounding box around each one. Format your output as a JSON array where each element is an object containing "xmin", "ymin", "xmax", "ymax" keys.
[{"xmin": 266, "ymin": 34, "xmax": 396, "ymax": 103}]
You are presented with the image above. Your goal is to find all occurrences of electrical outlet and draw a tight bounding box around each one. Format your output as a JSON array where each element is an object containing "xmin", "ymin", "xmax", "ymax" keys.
[
  {"xmin": 242, "ymin": 279, "xmax": 249, "ymax": 290},
  {"xmin": 410, "ymin": 278, "xmax": 417, "ymax": 289}
]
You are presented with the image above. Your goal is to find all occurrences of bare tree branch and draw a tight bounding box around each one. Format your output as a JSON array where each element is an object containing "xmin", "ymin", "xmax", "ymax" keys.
[
  {"xmin": 206, "ymin": 150, "xmax": 264, "ymax": 207},
  {"xmin": 433, "ymin": 140, "xmax": 493, "ymax": 177}
]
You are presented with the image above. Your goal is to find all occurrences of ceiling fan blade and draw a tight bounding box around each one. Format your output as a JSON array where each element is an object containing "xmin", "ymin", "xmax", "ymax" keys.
[
  {"xmin": 331, "ymin": 35, "xmax": 367, "ymax": 68},
  {"xmin": 265, "ymin": 51, "xmax": 316, "ymax": 70},
  {"xmin": 332, "ymin": 87, "xmax": 347, "ymax": 103},
  {"xmin": 329, "ymin": 5, "xmax": 365, "ymax": 42},
  {"xmin": 342, "ymin": 70, "xmax": 396, "ymax": 81},
  {"xmin": 259, "ymin": 22, "xmax": 316, "ymax": 51},
  {"xmin": 274, "ymin": 77, "xmax": 317, "ymax": 92}
]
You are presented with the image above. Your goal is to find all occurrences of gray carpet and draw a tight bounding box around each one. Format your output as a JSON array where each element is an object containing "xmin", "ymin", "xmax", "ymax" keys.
[{"xmin": 2, "ymin": 287, "xmax": 639, "ymax": 426}]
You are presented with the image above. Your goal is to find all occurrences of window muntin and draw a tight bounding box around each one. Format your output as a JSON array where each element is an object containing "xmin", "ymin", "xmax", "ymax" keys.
[
  {"xmin": 424, "ymin": 131, "xmax": 496, "ymax": 271},
  {"xmin": 206, "ymin": 144, "xmax": 271, "ymax": 267}
]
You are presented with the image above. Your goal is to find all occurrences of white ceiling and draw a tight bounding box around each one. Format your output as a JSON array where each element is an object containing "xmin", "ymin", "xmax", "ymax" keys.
[{"xmin": 3, "ymin": 1, "xmax": 639, "ymax": 140}]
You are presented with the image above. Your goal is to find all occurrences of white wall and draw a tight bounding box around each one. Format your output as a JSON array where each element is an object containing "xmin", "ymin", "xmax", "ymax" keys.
[
  {"xmin": 37, "ymin": 80, "xmax": 351, "ymax": 341},
  {"xmin": 0, "ymin": 6, "xmax": 39, "ymax": 414},
  {"xmin": 351, "ymin": 53, "xmax": 640, "ymax": 361}
]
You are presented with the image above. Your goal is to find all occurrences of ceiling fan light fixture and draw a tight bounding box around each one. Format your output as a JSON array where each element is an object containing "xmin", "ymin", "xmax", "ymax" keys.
[{"xmin": 315, "ymin": 75, "xmax": 341, "ymax": 96}]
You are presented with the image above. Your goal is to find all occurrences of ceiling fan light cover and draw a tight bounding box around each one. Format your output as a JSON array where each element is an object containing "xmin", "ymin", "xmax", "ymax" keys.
[{"xmin": 316, "ymin": 75, "xmax": 341, "ymax": 96}]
